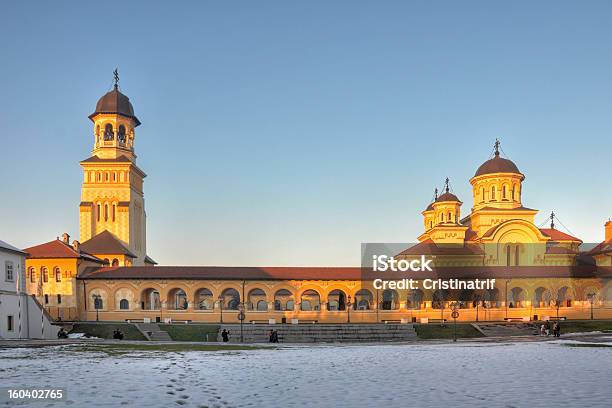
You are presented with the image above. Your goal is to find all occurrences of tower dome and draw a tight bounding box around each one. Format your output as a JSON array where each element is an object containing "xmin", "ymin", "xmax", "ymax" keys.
[
  {"xmin": 89, "ymin": 87, "xmax": 140, "ymax": 126},
  {"xmin": 470, "ymin": 140, "xmax": 525, "ymax": 211},
  {"xmin": 474, "ymin": 140, "xmax": 522, "ymax": 178}
]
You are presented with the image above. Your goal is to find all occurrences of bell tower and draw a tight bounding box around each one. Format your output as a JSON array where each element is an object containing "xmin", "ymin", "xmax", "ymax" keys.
[{"xmin": 79, "ymin": 71, "xmax": 148, "ymax": 265}]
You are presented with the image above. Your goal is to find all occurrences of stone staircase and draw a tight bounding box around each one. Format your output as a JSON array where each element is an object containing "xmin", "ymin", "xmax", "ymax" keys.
[
  {"xmin": 218, "ymin": 324, "xmax": 417, "ymax": 343},
  {"xmin": 136, "ymin": 323, "xmax": 172, "ymax": 341},
  {"xmin": 474, "ymin": 322, "xmax": 539, "ymax": 337}
]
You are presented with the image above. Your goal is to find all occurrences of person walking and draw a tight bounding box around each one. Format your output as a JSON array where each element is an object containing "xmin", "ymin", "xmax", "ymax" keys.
[
  {"xmin": 272, "ymin": 330, "xmax": 279, "ymax": 343},
  {"xmin": 268, "ymin": 330, "xmax": 274, "ymax": 343},
  {"xmin": 221, "ymin": 329, "xmax": 230, "ymax": 342}
]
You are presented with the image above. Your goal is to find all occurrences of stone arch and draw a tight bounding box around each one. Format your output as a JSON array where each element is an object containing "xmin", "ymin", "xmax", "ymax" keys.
[
  {"xmin": 533, "ymin": 286, "xmax": 553, "ymax": 307},
  {"xmin": 508, "ymin": 286, "xmax": 527, "ymax": 308},
  {"xmin": 273, "ymin": 288, "xmax": 295, "ymax": 311},
  {"xmin": 141, "ymin": 287, "xmax": 161, "ymax": 310},
  {"xmin": 88, "ymin": 287, "xmax": 108, "ymax": 311},
  {"xmin": 300, "ymin": 289, "xmax": 321, "ymax": 311},
  {"xmin": 113, "ymin": 287, "xmax": 135, "ymax": 310},
  {"xmin": 194, "ymin": 287, "xmax": 214, "ymax": 310},
  {"xmin": 407, "ymin": 289, "xmax": 424, "ymax": 309},
  {"xmin": 327, "ymin": 289, "xmax": 347, "ymax": 311},
  {"xmin": 354, "ymin": 288, "xmax": 373, "ymax": 311},
  {"xmin": 220, "ymin": 287, "xmax": 241, "ymax": 310},
  {"xmin": 247, "ymin": 288, "xmax": 268, "ymax": 311},
  {"xmin": 381, "ymin": 289, "xmax": 400, "ymax": 310},
  {"xmin": 167, "ymin": 287, "xmax": 189, "ymax": 310},
  {"xmin": 556, "ymin": 286, "xmax": 574, "ymax": 307}
]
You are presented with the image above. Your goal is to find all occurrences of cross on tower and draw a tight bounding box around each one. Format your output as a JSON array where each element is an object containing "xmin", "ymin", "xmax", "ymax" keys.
[
  {"xmin": 444, "ymin": 177, "xmax": 450, "ymax": 193},
  {"xmin": 434, "ymin": 188, "xmax": 438, "ymax": 200},
  {"xmin": 494, "ymin": 139, "xmax": 501, "ymax": 156},
  {"xmin": 550, "ymin": 211, "xmax": 555, "ymax": 229},
  {"xmin": 113, "ymin": 68, "xmax": 119, "ymax": 90}
]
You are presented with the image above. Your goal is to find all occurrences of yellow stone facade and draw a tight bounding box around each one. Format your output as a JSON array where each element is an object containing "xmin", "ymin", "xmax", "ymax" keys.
[{"xmin": 25, "ymin": 79, "xmax": 612, "ymax": 324}]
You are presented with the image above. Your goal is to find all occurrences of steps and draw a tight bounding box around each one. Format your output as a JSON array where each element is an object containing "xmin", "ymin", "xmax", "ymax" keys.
[
  {"xmin": 136, "ymin": 323, "xmax": 172, "ymax": 341},
  {"xmin": 475, "ymin": 323, "xmax": 539, "ymax": 337},
  {"xmin": 217, "ymin": 324, "xmax": 417, "ymax": 343}
]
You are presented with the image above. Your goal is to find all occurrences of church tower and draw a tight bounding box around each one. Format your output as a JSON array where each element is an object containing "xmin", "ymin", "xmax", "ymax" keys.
[{"xmin": 78, "ymin": 71, "xmax": 151, "ymax": 266}]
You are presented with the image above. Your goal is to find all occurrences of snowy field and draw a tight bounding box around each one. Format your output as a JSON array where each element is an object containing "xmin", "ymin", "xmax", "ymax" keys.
[{"xmin": 1, "ymin": 340, "xmax": 611, "ymax": 408}]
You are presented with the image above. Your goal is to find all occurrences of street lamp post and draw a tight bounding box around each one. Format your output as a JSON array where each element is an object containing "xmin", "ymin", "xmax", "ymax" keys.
[
  {"xmin": 218, "ymin": 295, "xmax": 224, "ymax": 323},
  {"xmin": 346, "ymin": 295, "xmax": 352, "ymax": 323},
  {"xmin": 587, "ymin": 293, "xmax": 595, "ymax": 320},
  {"xmin": 238, "ymin": 303, "xmax": 245, "ymax": 343},
  {"xmin": 505, "ymin": 280, "xmax": 511, "ymax": 319},
  {"xmin": 450, "ymin": 302, "xmax": 460, "ymax": 342}
]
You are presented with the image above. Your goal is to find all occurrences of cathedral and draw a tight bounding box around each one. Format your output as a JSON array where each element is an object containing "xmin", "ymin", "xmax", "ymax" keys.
[{"xmin": 23, "ymin": 77, "xmax": 612, "ymax": 324}]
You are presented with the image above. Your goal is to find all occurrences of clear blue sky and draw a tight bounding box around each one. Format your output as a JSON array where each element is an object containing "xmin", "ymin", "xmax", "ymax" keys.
[{"xmin": 1, "ymin": 1, "xmax": 611, "ymax": 266}]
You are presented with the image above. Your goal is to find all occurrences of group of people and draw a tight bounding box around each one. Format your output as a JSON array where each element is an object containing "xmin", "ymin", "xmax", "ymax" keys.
[
  {"xmin": 539, "ymin": 321, "xmax": 561, "ymax": 337},
  {"xmin": 268, "ymin": 330, "xmax": 279, "ymax": 343},
  {"xmin": 112, "ymin": 329, "xmax": 124, "ymax": 340}
]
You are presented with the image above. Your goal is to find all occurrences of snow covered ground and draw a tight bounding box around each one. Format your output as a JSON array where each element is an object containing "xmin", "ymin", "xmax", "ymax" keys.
[{"xmin": 1, "ymin": 340, "xmax": 611, "ymax": 408}]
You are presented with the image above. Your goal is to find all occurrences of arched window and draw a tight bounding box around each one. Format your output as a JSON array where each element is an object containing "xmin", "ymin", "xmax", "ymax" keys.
[
  {"xmin": 54, "ymin": 267, "xmax": 61, "ymax": 282},
  {"xmin": 247, "ymin": 288, "xmax": 267, "ymax": 311},
  {"xmin": 512, "ymin": 184, "xmax": 517, "ymax": 200},
  {"xmin": 327, "ymin": 290, "xmax": 347, "ymax": 311},
  {"xmin": 447, "ymin": 212, "xmax": 452, "ymax": 222},
  {"xmin": 502, "ymin": 185, "xmax": 507, "ymax": 199},
  {"xmin": 491, "ymin": 186, "xmax": 496, "ymax": 200},
  {"xmin": 104, "ymin": 124, "xmax": 114, "ymax": 141},
  {"xmin": 118, "ymin": 125, "xmax": 126, "ymax": 143},
  {"xmin": 274, "ymin": 289, "xmax": 294, "ymax": 311},
  {"xmin": 112, "ymin": 204, "xmax": 116, "ymax": 222},
  {"xmin": 104, "ymin": 204, "xmax": 108, "ymax": 221},
  {"xmin": 354, "ymin": 289, "xmax": 373, "ymax": 310},
  {"xmin": 440, "ymin": 213, "xmax": 444, "ymax": 222},
  {"xmin": 111, "ymin": 259, "xmax": 119, "ymax": 267},
  {"xmin": 103, "ymin": 258, "xmax": 110, "ymax": 265},
  {"xmin": 514, "ymin": 244, "xmax": 520, "ymax": 266},
  {"xmin": 256, "ymin": 300, "xmax": 268, "ymax": 311},
  {"xmin": 381, "ymin": 289, "xmax": 399, "ymax": 310},
  {"xmin": 429, "ymin": 221, "xmax": 433, "ymax": 229},
  {"xmin": 119, "ymin": 299, "xmax": 129, "ymax": 310},
  {"xmin": 97, "ymin": 204, "xmax": 101, "ymax": 222},
  {"xmin": 300, "ymin": 290, "xmax": 320, "ymax": 311},
  {"xmin": 29, "ymin": 267, "xmax": 36, "ymax": 283},
  {"xmin": 221, "ymin": 288, "xmax": 240, "ymax": 310},
  {"xmin": 481, "ymin": 187, "xmax": 485, "ymax": 202},
  {"xmin": 196, "ymin": 288, "xmax": 213, "ymax": 310},
  {"xmin": 42, "ymin": 267, "xmax": 48, "ymax": 283}
]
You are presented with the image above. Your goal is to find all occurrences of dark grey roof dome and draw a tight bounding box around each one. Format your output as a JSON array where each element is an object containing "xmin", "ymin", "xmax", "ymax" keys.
[
  {"xmin": 89, "ymin": 87, "xmax": 140, "ymax": 126},
  {"xmin": 474, "ymin": 152, "xmax": 521, "ymax": 177}
]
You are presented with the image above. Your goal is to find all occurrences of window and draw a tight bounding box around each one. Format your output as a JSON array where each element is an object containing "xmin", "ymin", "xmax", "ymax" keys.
[
  {"xmin": 5, "ymin": 261, "xmax": 13, "ymax": 282},
  {"xmin": 111, "ymin": 259, "xmax": 119, "ymax": 267},
  {"xmin": 54, "ymin": 267, "xmax": 61, "ymax": 282},
  {"xmin": 44, "ymin": 294, "xmax": 49, "ymax": 304},
  {"xmin": 491, "ymin": 186, "xmax": 496, "ymax": 200},
  {"xmin": 502, "ymin": 185, "xmax": 507, "ymax": 199},
  {"xmin": 118, "ymin": 125, "xmax": 126, "ymax": 143},
  {"xmin": 447, "ymin": 212, "xmax": 452, "ymax": 222},
  {"xmin": 112, "ymin": 204, "xmax": 116, "ymax": 222},
  {"xmin": 104, "ymin": 124, "xmax": 114, "ymax": 141},
  {"xmin": 42, "ymin": 267, "xmax": 48, "ymax": 283},
  {"xmin": 7, "ymin": 316, "xmax": 14, "ymax": 332},
  {"xmin": 57, "ymin": 294, "xmax": 62, "ymax": 304},
  {"xmin": 104, "ymin": 204, "xmax": 108, "ymax": 221},
  {"xmin": 29, "ymin": 267, "xmax": 35, "ymax": 283},
  {"xmin": 119, "ymin": 299, "xmax": 129, "ymax": 310},
  {"xmin": 97, "ymin": 204, "xmax": 101, "ymax": 221},
  {"xmin": 481, "ymin": 187, "xmax": 485, "ymax": 202}
]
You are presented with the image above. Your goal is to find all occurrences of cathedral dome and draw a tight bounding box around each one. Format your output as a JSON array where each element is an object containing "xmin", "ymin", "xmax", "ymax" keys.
[
  {"xmin": 474, "ymin": 152, "xmax": 521, "ymax": 177},
  {"xmin": 89, "ymin": 87, "xmax": 140, "ymax": 126},
  {"xmin": 436, "ymin": 192, "xmax": 460, "ymax": 202}
]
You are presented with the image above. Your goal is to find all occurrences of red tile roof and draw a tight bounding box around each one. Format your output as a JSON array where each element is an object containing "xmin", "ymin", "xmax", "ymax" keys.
[
  {"xmin": 24, "ymin": 239, "xmax": 103, "ymax": 263},
  {"xmin": 539, "ymin": 228, "xmax": 582, "ymax": 242},
  {"xmin": 78, "ymin": 265, "xmax": 611, "ymax": 280},
  {"xmin": 80, "ymin": 230, "xmax": 136, "ymax": 258}
]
